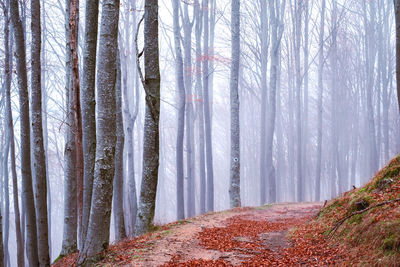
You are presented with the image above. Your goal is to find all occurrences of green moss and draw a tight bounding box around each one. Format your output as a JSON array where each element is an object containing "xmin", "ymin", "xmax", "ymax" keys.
[
  {"xmin": 348, "ymin": 213, "xmax": 364, "ymax": 225},
  {"xmin": 381, "ymin": 233, "xmax": 400, "ymax": 252}
]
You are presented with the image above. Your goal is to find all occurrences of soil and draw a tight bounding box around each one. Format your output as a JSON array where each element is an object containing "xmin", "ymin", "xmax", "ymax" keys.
[{"xmin": 117, "ymin": 202, "xmax": 323, "ymax": 266}]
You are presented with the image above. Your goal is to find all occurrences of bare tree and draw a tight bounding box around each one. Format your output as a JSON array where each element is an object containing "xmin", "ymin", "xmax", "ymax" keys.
[
  {"xmin": 394, "ymin": 0, "xmax": 400, "ymax": 113},
  {"xmin": 2, "ymin": 2, "xmax": 24, "ymax": 263},
  {"xmin": 172, "ymin": 0, "xmax": 186, "ymax": 220},
  {"xmin": 202, "ymin": 0, "xmax": 215, "ymax": 212},
  {"xmin": 182, "ymin": 1, "xmax": 196, "ymax": 218},
  {"xmin": 9, "ymin": 0, "xmax": 39, "ymax": 263},
  {"xmin": 60, "ymin": 0, "xmax": 78, "ymax": 256},
  {"xmin": 315, "ymin": 0, "xmax": 326, "ymax": 201},
  {"xmin": 80, "ymin": 0, "xmax": 99, "ymax": 248},
  {"xmin": 80, "ymin": 0, "xmax": 120, "ymax": 261},
  {"xmin": 31, "ymin": 0, "xmax": 50, "ymax": 263},
  {"xmin": 194, "ymin": 0, "xmax": 206, "ymax": 214},
  {"xmin": 113, "ymin": 50, "xmax": 127, "ymax": 241},
  {"xmin": 229, "ymin": 0, "xmax": 241, "ymax": 208},
  {"xmin": 135, "ymin": 0, "xmax": 161, "ymax": 235}
]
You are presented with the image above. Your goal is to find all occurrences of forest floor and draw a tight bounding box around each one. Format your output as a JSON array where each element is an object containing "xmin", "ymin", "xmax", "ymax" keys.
[
  {"xmin": 55, "ymin": 156, "xmax": 400, "ymax": 266},
  {"xmin": 55, "ymin": 202, "xmax": 350, "ymax": 266}
]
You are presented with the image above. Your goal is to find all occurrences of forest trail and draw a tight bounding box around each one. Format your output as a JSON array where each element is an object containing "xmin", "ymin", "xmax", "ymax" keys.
[{"xmin": 101, "ymin": 202, "xmax": 325, "ymax": 266}]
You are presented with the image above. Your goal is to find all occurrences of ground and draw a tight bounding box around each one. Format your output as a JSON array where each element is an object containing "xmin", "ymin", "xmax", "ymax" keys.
[
  {"xmin": 54, "ymin": 202, "xmax": 351, "ymax": 266},
  {"xmin": 54, "ymin": 155, "xmax": 400, "ymax": 266}
]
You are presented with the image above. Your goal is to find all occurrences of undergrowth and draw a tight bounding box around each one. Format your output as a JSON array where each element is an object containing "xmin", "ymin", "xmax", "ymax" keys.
[{"xmin": 302, "ymin": 154, "xmax": 400, "ymax": 266}]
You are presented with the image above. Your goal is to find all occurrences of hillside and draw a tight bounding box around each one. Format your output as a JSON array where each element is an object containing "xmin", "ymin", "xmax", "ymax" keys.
[
  {"xmin": 311, "ymin": 155, "xmax": 400, "ymax": 266},
  {"xmin": 54, "ymin": 155, "xmax": 400, "ymax": 266}
]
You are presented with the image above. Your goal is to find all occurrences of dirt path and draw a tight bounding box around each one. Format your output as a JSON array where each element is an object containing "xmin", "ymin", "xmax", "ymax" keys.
[{"xmin": 112, "ymin": 202, "xmax": 322, "ymax": 266}]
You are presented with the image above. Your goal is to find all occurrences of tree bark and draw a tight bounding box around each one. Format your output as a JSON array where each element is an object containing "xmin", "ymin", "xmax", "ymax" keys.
[
  {"xmin": 259, "ymin": 0, "xmax": 268, "ymax": 205},
  {"xmin": 135, "ymin": 0, "xmax": 161, "ymax": 236},
  {"xmin": 172, "ymin": 0, "xmax": 186, "ymax": 220},
  {"xmin": 394, "ymin": 0, "xmax": 400, "ymax": 113},
  {"xmin": 80, "ymin": 0, "xmax": 99, "ymax": 249},
  {"xmin": 9, "ymin": 0, "xmax": 40, "ymax": 263},
  {"xmin": 202, "ymin": 0, "xmax": 215, "ymax": 212},
  {"xmin": 3, "ymin": 6, "xmax": 24, "ymax": 263},
  {"xmin": 113, "ymin": 50, "xmax": 127, "ymax": 241},
  {"xmin": 182, "ymin": 2, "xmax": 196, "ymax": 218},
  {"xmin": 229, "ymin": 0, "xmax": 241, "ymax": 208},
  {"xmin": 31, "ymin": 0, "xmax": 50, "ymax": 263},
  {"xmin": 194, "ymin": 0, "xmax": 206, "ymax": 214},
  {"xmin": 81, "ymin": 0, "xmax": 119, "ymax": 261},
  {"xmin": 60, "ymin": 0, "xmax": 78, "ymax": 256},
  {"xmin": 315, "ymin": 0, "xmax": 325, "ymax": 201}
]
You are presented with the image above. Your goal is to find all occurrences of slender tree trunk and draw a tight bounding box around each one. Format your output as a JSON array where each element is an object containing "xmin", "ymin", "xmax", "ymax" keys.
[
  {"xmin": 330, "ymin": 1, "xmax": 338, "ymax": 199},
  {"xmin": 229, "ymin": 0, "xmax": 241, "ymax": 208},
  {"xmin": 172, "ymin": 0, "xmax": 186, "ymax": 220},
  {"xmin": 3, "ymin": 9, "xmax": 24, "ymax": 263},
  {"xmin": 182, "ymin": 3, "xmax": 195, "ymax": 218},
  {"xmin": 2, "ymin": 127, "xmax": 10, "ymax": 267},
  {"xmin": 80, "ymin": 0, "xmax": 99, "ymax": 248},
  {"xmin": 1, "ymin": 3, "xmax": 13, "ymax": 265},
  {"xmin": 195, "ymin": 0, "xmax": 206, "ymax": 214},
  {"xmin": 81, "ymin": 0, "xmax": 119, "ymax": 261},
  {"xmin": 202, "ymin": 0, "xmax": 214, "ymax": 212},
  {"xmin": 294, "ymin": 1, "xmax": 303, "ymax": 202},
  {"xmin": 394, "ymin": 0, "xmax": 400, "ymax": 113},
  {"xmin": 259, "ymin": 0, "xmax": 268, "ymax": 205},
  {"xmin": 70, "ymin": 0, "xmax": 84, "ymax": 250},
  {"xmin": 135, "ymin": 0, "xmax": 161, "ymax": 236},
  {"xmin": 41, "ymin": 0, "xmax": 52, "ymax": 257},
  {"xmin": 60, "ymin": 0, "xmax": 78, "ymax": 256},
  {"xmin": 113, "ymin": 50, "xmax": 127, "ymax": 241},
  {"xmin": 9, "ymin": 0, "xmax": 39, "ymax": 263},
  {"xmin": 315, "ymin": 0, "xmax": 325, "ymax": 201},
  {"xmin": 31, "ymin": 0, "xmax": 50, "ymax": 263},
  {"xmin": 302, "ymin": 0, "xmax": 309, "ymax": 199},
  {"xmin": 364, "ymin": 0, "xmax": 378, "ymax": 176}
]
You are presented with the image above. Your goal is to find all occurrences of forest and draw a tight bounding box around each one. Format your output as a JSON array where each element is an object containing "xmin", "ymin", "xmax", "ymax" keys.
[{"xmin": 1, "ymin": 0, "xmax": 400, "ymax": 266}]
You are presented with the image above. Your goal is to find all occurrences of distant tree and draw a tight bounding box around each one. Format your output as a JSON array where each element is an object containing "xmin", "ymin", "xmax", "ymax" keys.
[
  {"xmin": 81, "ymin": 0, "xmax": 120, "ymax": 261},
  {"xmin": 202, "ymin": 0, "xmax": 215, "ymax": 212},
  {"xmin": 172, "ymin": 0, "xmax": 186, "ymax": 220},
  {"xmin": 9, "ymin": 0, "xmax": 39, "ymax": 263},
  {"xmin": 394, "ymin": 0, "xmax": 400, "ymax": 112},
  {"xmin": 315, "ymin": 0, "xmax": 326, "ymax": 201},
  {"xmin": 229, "ymin": 0, "xmax": 241, "ymax": 208},
  {"xmin": 135, "ymin": 0, "xmax": 161, "ymax": 236},
  {"xmin": 2, "ymin": 1, "xmax": 24, "ymax": 263},
  {"xmin": 182, "ymin": 1, "xmax": 196, "ymax": 218},
  {"xmin": 194, "ymin": 0, "xmax": 206, "ymax": 214}
]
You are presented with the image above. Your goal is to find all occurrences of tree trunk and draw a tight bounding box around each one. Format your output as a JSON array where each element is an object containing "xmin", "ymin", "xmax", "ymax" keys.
[
  {"xmin": 31, "ymin": 0, "xmax": 50, "ymax": 263},
  {"xmin": 3, "ymin": 7, "xmax": 24, "ymax": 263},
  {"xmin": 113, "ymin": 50, "xmax": 127, "ymax": 241},
  {"xmin": 229, "ymin": 0, "xmax": 241, "ymax": 208},
  {"xmin": 202, "ymin": 0, "xmax": 215, "ymax": 212},
  {"xmin": 394, "ymin": 0, "xmax": 400, "ymax": 113},
  {"xmin": 9, "ymin": 0, "xmax": 39, "ymax": 263},
  {"xmin": 182, "ymin": 2, "xmax": 196, "ymax": 218},
  {"xmin": 315, "ymin": 0, "xmax": 325, "ymax": 201},
  {"xmin": 81, "ymin": 0, "xmax": 119, "ymax": 261},
  {"xmin": 172, "ymin": 0, "xmax": 186, "ymax": 220},
  {"xmin": 194, "ymin": 0, "xmax": 206, "ymax": 214},
  {"xmin": 60, "ymin": 0, "xmax": 78, "ymax": 256},
  {"xmin": 259, "ymin": 0, "xmax": 268, "ymax": 205},
  {"xmin": 294, "ymin": 1, "xmax": 303, "ymax": 202},
  {"xmin": 135, "ymin": 0, "xmax": 161, "ymax": 236},
  {"xmin": 80, "ymin": 0, "xmax": 99, "ymax": 248}
]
